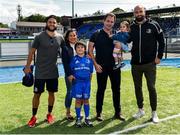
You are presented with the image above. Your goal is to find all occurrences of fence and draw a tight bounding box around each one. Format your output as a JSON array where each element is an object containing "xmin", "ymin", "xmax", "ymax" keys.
[
  {"xmin": 0, "ymin": 36, "xmax": 180, "ymax": 63},
  {"xmin": 164, "ymin": 35, "xmax": 180, "ymax": 58},
  {"xmin": 0, "ymin": 39, "xmax": 33, "ymax": 61}
]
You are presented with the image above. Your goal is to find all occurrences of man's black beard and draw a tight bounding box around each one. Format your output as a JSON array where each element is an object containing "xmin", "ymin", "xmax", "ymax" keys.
[
  {"xmin": 46, "ymin": 26, "xmax": 57, "ymax": 32},
  {"xmin": 135, "ymin": 16, "xmax": 145, "ymax": 22}
]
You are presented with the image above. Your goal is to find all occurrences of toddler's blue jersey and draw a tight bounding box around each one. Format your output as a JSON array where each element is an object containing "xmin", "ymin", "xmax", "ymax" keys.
[
  {"xmin": 112, "ymin": 32, "xmax": 129, "ymax": 44},
  {"xmin": 70, "ymin": 55, "xmax": 93, "ymax": 81}
]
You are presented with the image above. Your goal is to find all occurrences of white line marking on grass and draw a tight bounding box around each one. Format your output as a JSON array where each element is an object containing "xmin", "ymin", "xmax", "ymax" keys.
[
  {"xmin": 0, "ymin": 81, "xmax": 20, "ymax": 85},
  {"xmin": 0, "ymin": 76, "xmax": 65, "ymax": 85},
  {"xmin": 109, "ymin": 113, "xmax": 180, "ymax": 135}
]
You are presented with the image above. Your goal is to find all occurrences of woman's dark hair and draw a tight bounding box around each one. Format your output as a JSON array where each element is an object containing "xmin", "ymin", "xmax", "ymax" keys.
[{"xmin": 64, "ymin": 28, "xmax": 77, "ymax": 43}]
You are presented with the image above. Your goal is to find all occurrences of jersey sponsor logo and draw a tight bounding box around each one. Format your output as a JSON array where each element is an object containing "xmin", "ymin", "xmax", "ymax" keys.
[
  {"xmin": 146, "ymin": 29, "xmax": 152, "ymax": 34},
  {"xmin": 74, "ymin": 67, "xmax": 90, "ymax": 70},
  {"xmin": 81, "ymin": 64, "xmax": 85, "ymax": 67}
]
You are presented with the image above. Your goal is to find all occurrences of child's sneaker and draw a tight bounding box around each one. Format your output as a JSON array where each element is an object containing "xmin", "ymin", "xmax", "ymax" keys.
[
  {"xmin": 46, "ymin": 114, "xmax": 55, "ymax": 124},
  {"xmin": 120, "ymin": 62, "xmax": 126, "ymax": 68},
  {"xmin": 28, "ymin": 116, "xmax": 37, "ymax": 127},
  {"xmin": 113, "ymin": 63, "xmax": 120, "ymax": 70},
  {"xmin": 75, "ymin": 118, "xmax": 82, "ymax": 128},
  {"xmin": 113, "ymin": 62, "xmax": 126, "ymax": 70},
  {"xmin": 84, "ymin": 118, "xmax": 93, "ymax": 127}
]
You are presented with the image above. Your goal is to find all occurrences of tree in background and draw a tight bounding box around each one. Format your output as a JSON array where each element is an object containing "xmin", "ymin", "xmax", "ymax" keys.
[
  {"xmin": 21, "ymin": 14, "xmax": 61, "ymax": 23},
  {"xmin": 0, "ymin": 23, "xmax": 8, "ymax": 28},
  {"xmin": 21, "ymin": 14, "xmax": 46, "ymax": 22},
  {"xmin": 82, "ymin": 10, "xmax": 104, "ymax": 17},
  {"xmin": 92, "ymin": 10, "xmax": 104, "ymax": 16},
  {"xmin": 111, "ymin": 8, "xmax": 125, "ymax": 14}
]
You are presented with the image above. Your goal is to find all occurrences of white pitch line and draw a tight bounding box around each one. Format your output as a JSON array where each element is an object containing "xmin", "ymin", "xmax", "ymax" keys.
[{"xmin": 109, "ymin": 113, "xmax": 180, "ymax": 135}]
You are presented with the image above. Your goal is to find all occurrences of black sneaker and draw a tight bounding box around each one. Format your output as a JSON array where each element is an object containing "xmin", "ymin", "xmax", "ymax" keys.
[
  {"xmin": 75, "ymin": 118, "xmax": 82, "ymax": 128},
  {"xmin": 120, "ymin": 62, "xmax": 126, "ymax": 68},
  {"xmin": 84, "ymin": 118, "xmax": 93, "ymax": 127},
  {"xmin": 113, "ymin": 113, "xmax": 126, "ymax": 121}
]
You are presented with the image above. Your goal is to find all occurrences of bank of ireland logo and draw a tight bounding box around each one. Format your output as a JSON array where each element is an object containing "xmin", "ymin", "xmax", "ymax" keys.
[
  {"xmin": 146, "ymin": 29, "xmax": 152, "ymax": 34},
  {"xmin": 81, "ymin": 64, "xmax": 85, "ymax": 67}
]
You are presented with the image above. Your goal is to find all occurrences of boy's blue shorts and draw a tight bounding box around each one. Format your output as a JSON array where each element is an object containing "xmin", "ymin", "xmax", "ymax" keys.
[{"xmin": 71, "ymin": 80, "xmax": 91, "ymax": 99}]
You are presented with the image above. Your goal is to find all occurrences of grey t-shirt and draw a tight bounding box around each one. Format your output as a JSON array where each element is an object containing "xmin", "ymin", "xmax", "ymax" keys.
[{"xmin": 32, "ymin": 31, "xmax": 64, "ymax": 79}]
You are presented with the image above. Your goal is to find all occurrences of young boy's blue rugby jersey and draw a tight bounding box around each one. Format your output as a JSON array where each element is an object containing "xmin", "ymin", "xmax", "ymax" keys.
[{"xmin": 70, "ymin": 55, "xmax": 93, "ymax": 81}]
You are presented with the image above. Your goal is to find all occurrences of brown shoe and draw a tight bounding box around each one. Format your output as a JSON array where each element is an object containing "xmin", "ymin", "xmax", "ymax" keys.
[
  {"xmin": 113, "ymin": 113, "xmax": 126, "ymax": 121},
  {"xmin": 66, "ymin": 115, "xmax": 74, "ymax": 121},
  {"xmin": 96, "ymin": 113, "xmax": 103, "ymax": 121}
]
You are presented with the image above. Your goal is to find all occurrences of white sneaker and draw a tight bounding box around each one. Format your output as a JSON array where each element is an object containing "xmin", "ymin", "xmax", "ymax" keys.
[
  {"xmin": 133, "ymin": 109, "xmax": 145, "ymax": 119},
  {"xmin": 152, "ymin": 111, "xmax": 159, "ymax": 123}
]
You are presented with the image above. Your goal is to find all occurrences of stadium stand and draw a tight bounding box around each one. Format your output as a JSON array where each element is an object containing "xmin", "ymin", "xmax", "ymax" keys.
[
  {"xmin": 72, "ymin": 6, "xmax": 180, "ymax": 39},
  {"xmin": 77, "ymin": 23, "xmax": 103, "ymax": 39},
  {"xmin": 156, "ymin": 17, "xmax": 180, "ymax": 36},
  {"xmin": 77, "ymin": 17, "xmax": 180, "ymax": 39}
]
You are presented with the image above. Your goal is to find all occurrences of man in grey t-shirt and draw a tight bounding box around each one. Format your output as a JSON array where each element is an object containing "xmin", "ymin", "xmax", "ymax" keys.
[{"xmin": 24, "ymin": 15, "xmax": 64, "ymax": 127}]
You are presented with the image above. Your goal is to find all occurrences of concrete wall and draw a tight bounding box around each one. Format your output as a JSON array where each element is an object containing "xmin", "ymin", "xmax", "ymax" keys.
[{"xmin": 1, "ymin": 42, "xmax": 29, "ymax": 56}]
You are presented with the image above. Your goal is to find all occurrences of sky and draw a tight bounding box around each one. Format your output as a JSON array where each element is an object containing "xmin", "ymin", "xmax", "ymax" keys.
[{"xmin": 0, "ymin": 0, "xmax": 180, "ymax": 24}]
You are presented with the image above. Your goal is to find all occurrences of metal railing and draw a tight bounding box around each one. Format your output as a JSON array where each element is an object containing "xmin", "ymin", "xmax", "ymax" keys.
[
  {"xmin": 164, "ymin": 35, "xmax": 180, "ymax": 59},
  {"xmin": 0, "ymin": 39, "xmax": 33, "ymax": 61}
]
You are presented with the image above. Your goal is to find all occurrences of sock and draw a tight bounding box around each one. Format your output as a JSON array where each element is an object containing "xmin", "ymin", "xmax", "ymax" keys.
[
  {"xmin": 48, "ymin": 105, "xmax": 53, "ymax": 113},
  {"xmin": 84, "ymin": 104, "xmax": 90, "ymax": 119},
  {"xmin": 75, "ymin": 107, "xmax": 81, "ymax": 119},
  {"xmin": 32, "ymin": 108, "xmax": 38, "ymax": 116}
]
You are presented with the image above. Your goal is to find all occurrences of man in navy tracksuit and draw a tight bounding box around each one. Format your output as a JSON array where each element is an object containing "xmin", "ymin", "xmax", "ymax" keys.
[{"xmin": 128, "ymin": 5, "xmax": 165, "ymax": 123}]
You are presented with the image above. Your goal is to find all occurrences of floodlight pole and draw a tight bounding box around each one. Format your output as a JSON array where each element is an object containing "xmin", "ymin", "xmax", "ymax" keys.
[
  {"xmin": 72, "ymin": 0, "xmax": 74, "ymax": 18},
  {"xmin": 17, "ymin": 4, "xmax": 22, "ymax": 21},
  {"xmin": 165, "ymin": 36, "xmax": 168, "ymax": 59}
]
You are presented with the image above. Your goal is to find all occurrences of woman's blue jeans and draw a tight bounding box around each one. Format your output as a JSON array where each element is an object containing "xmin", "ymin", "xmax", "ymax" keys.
[{"xmin": 64, "ymin": 76, "xmax": 73, "ymax": 109}]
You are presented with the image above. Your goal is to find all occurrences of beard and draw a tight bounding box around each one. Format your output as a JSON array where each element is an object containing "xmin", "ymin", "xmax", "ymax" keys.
[
  {"xmin": 135, "ymin": 16, "xmax": 145, "ymax": 22},
  {"xmin": 46, "ymin": 25, "xmax": 57, "ymax": 32}
]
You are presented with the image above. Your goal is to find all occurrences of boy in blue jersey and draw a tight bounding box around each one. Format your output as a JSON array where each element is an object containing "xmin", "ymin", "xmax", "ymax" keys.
[
  {"xmin": 111, "ymin": 21, "xmax": 130, "ymax": 70},
  {"xmin": 69, "ymin": 41, "xmax": 93, "ymax": 127}
]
